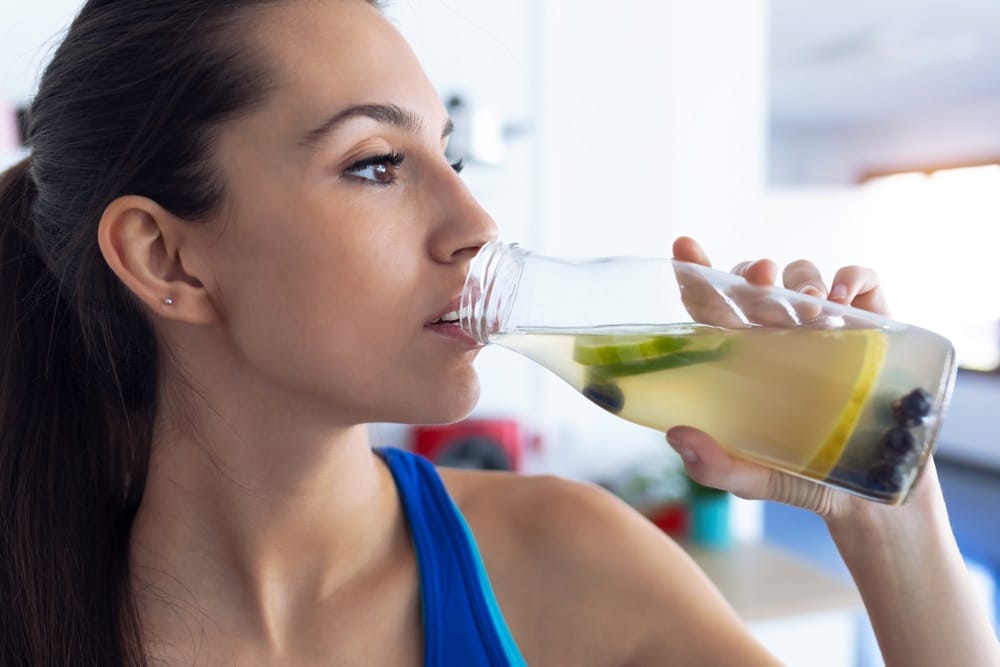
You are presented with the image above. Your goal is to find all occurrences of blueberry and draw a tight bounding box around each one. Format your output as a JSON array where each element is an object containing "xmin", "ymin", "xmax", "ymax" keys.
[
  {"xmin": 582, "ymin": 382, "xmax": 625, "ymax": 414},
  {"xmin": 866, "ymin": 462, "xmax": 905, "ymax": 495},
  {"xmin": 879, "ymin": 427, "xmax": 917, "ymax": 463},
  {"xmin": 892, "ymin": 388, "xmax": 933, "ymax": 427}
]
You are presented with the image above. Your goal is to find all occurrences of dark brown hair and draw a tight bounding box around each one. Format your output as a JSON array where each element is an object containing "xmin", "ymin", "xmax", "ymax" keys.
[{"xmin": 0, "ymin": 0, "xmax": 376, "ymax": 663}]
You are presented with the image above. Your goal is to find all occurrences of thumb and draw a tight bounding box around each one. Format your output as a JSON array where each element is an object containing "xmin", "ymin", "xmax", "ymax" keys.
[
  {"xmin": 665, "ymin": 426, "xmax": 772, "ymax": 500},
  {"xmin": 666, "ymin": 426, "xmax": 842, "ymax": 515}
]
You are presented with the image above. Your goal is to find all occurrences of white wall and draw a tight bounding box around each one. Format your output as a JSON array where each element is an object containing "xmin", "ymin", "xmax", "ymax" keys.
[
  {"xmin": 0, "ymin": 0, "xmax": 80, "ymax": 103},
  {"xmin": 537, "ymin": 0, "xmax": 767, "ymax": 267},
  {"xmin": 527, "ymin": 1, "xmax": 768, "ymax": 483},
  {"xmin": 0, "ymin": 0, "xmax": 82, "ymax": 168}
]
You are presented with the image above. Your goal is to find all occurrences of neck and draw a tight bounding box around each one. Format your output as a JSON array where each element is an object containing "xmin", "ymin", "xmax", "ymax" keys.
[{"xmin": 129, "ymin": 364, "xmax": 404, "ymax": 650}]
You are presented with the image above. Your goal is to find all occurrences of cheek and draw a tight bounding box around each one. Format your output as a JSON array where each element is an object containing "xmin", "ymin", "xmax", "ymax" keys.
[
  {"xmin": 224, "ymin": 299, "xmax": 397, "ymax": 418},
  {"xmin": 203, "ymin": 198, "xmax": 478, "ymax": 422},
  {"xmin": 228, "ymin": 275, "xmax": 400, "ymax": 384},
  {"xmin": 234, "ymin": 311, "xmax": 482, "ymax": 424}
]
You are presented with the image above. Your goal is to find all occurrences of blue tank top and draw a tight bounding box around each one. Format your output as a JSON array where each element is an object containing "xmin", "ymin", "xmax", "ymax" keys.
[{"xmin": 378, "ymin": 447, "xmax": 528, "ymax": 667}]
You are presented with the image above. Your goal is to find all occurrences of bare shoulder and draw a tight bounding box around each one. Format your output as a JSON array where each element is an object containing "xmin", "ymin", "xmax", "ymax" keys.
[
  {"xmin": 441, "ymin": 466, "xmax": 681, "ymax": 570},
  {"xmin": 438, "ymin": 467, "xmax": 779, "ymax": 666}
]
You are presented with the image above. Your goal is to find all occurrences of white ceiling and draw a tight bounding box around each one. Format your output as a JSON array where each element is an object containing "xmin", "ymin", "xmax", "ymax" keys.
[
  {"xmin": 770, "ymin": 0, "xmax": 1000, "ymax": 126},
  {"xmin": 6, "ymin": 1, "xmax": 1000, "ymax": 131}
]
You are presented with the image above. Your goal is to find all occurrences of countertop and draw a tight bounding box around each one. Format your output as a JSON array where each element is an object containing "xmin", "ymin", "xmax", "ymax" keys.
[{"xmin": 682, "ymin": 540, "xmax": 861, "ymax": 623}]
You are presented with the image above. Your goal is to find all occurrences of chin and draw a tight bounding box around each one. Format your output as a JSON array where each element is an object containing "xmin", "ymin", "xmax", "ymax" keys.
[
  {"xmin": 430, "ymin": 381, "xmax": 481, "ymax": 425},
  {"xmin": 399, "ymin": 376, "xmax": 481, "ymax": 426}
]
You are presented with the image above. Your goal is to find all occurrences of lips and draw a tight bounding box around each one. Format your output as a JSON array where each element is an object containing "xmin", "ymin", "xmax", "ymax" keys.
[
  {"xmin": 427, "ymin": 295, "xmax": 465, "ymax": 326},
  {"xmin": 426, "ymin": 295, "xmax": 479, "ymax": 348},
  {"xmin": 429, "ymin": 309, "xmax": 460, "ymax": 325}
]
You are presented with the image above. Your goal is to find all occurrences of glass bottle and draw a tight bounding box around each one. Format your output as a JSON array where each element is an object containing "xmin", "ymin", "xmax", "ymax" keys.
[{"xmin": 459, "ymin": 241, "xmax": 957, "ymax": 504}]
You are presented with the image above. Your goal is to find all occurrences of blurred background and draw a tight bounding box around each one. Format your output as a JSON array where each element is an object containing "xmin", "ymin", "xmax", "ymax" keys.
[{"xmin": 2, "ymin": 1, "xmax": 998, "ymax": 664}]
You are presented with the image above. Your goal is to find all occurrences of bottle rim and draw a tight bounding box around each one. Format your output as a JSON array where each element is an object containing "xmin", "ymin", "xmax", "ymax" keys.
[{"xmin": 460, "ymin": 241, "xmax": 526, "ymax": 344}]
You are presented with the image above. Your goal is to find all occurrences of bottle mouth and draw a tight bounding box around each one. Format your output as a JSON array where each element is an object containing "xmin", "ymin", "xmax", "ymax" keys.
[{"xmin": 460, "ymin": 241, "xmax": 525, "ymax": 345}]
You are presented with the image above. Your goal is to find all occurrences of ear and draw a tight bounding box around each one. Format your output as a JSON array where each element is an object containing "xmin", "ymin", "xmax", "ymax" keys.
[{"xmin": 97, "ymin": 195, "xmax": 217, "ymax": 325}]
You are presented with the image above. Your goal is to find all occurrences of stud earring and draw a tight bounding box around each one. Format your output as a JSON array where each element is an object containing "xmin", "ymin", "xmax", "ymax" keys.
[{"xmin": 163, "ymin": 297, "xmax": 174, "ymax": 306}]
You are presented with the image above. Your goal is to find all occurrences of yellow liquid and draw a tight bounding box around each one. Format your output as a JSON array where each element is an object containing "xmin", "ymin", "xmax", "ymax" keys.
[{"xmin": 496, "ymin": 324, "xmax": 953, "ymax": 503}]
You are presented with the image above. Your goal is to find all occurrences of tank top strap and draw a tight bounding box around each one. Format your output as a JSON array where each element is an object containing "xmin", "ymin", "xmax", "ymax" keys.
[{"xmin": 377, "ymin": 447, "xmax": 527, "ymax": 667}]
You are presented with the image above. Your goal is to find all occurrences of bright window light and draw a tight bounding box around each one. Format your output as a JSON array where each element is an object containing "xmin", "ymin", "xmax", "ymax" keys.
[{"xmin": 862, "ymin": 164, "xmax": 1000, "ymax": 371}]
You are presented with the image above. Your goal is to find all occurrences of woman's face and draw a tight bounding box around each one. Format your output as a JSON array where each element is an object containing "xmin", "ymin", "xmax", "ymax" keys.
[{"xmin": 193, "ymin": 0, "xmax": 496, "ymax": 425}]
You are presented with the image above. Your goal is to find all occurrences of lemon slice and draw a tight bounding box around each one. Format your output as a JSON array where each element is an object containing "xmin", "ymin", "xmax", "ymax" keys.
[
  {"xmin": 803, "ymin": 329, "xmax": 888, "ymax": 476},
  {"xmin": 569, "ymin": 326, "xmax": 886, "ymax": 479}
]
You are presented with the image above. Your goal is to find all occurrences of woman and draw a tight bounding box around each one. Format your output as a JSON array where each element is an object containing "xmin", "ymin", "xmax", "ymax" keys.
[{"xmin": 0, "ymin": 0, "xmax": 996, "ymax": 664}]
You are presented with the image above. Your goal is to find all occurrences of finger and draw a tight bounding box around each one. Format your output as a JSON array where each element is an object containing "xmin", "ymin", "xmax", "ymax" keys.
[
  {"xmin": 731, "ymin": 258, "xmax": 779, "ymax": 287},
  {"xmin": 830, "ymin": 265, "xmax": 890, "ymax": 316},
  {"xmin": 782, "ymin": 259, "xmax": 828, "ymax": 298},
  {"xmin": 720, "ymin": 282, "xmax": 800, "ymax": 326},
  {"xmin": 672, "ymin": 236, "xmax": 712, "ymax": 267},
  {"xmin": 673, "ymin": 262, "xmax": 750, "ymax": 328},
  {"xmin": 728, "ymin": 258, "xmax": 801, "ymax": 326},
  {"xmin": 665, "ymin": 426, "xmax": 773, "ymax": 501},
  {"xmin": 673, "ymin": 238, "xmax": 757, "ymax": 328}
]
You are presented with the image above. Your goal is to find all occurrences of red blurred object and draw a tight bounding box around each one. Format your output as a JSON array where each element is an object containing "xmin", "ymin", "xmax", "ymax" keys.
[
  {"xmin": 412, "ymin": 419, "xmax": 523, "ymax": 471},
  {"xmin": 646, "ymin": 504, "xmax": 689, "ymax": 538}
]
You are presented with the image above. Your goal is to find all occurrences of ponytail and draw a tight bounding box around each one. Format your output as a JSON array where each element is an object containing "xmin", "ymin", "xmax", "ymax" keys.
[{"xmin": 0, "ymin": 158, "xmax": 152, "ymax": 663}]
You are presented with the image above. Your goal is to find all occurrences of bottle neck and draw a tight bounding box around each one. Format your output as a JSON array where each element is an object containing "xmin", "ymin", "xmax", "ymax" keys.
[
  {"xmin": 460, "ymin": 240, "xmax": 916, "ymax": 346},
  {"xmin": 460, "ymin": 241, "xmax": 696, "ymax": 344},
  {"xmin": 460, "ymin": 241, "xmax": 527, "ymax": 345}
]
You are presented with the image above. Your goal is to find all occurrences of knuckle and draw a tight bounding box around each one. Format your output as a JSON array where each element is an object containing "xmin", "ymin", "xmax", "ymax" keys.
[
  {"xmin": 836, "ymin": 264, "xmax": 878, "ymax": 282},
  {"xmin": 783, "ymin": 259, "xmax": 822, "ymax": 284},
  {"xmin": 730, "ymin": 260, "xmax": 753, "ymax": 275},
  {"xmin": 838, "ymin": 263, "xmax": 863, "ymax": 274},
  {"xmin": 786, "ymin": 258, "xmax": 816, "ymax": 272}
]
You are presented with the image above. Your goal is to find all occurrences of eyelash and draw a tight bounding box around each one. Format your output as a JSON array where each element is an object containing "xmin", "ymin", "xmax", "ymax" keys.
[
  {"xmin": 344, "ymin": 151, "xmax": 405, "ymax": 185},
  {"xmin": 343, "ymin": 152, "xmax": 466, "ymax": 186}
]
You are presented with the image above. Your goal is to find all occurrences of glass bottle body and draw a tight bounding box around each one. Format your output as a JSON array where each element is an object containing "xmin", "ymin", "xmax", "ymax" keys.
[{"xmin": 460, "ymin": 242, "xmax": 956, "ymax": 504}]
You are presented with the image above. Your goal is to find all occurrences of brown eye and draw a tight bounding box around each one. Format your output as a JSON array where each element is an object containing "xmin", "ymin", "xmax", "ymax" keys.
[
  {"xmin": 371, "ymin": 162, "xmax": 393, "ymax": 183},
  {"xmin": 344, "ymin": 152, "xmax": 404, "ymax": 185}
]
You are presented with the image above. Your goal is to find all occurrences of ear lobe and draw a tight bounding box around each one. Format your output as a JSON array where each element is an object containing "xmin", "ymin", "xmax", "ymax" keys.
[{"xmin": 97, "ymin": 195, "xmax": 217, "ymax": 325}]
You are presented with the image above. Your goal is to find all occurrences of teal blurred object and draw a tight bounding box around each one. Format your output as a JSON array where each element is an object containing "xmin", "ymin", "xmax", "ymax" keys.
[{"xmin": 689, "ymin": 482, "xmax": 732, "ymax": 549}]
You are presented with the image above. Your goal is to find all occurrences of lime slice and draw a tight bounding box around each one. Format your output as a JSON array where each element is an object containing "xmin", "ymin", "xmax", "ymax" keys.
[
  {"xmin": 803, "ymin": 329, "xmax": 888, "ymax": 477},
  {"xmin": 574, "ymin": 327, "xmax": 730, "ymax": 379},
  {"xmin": 586, "ymin": 342, "xmax": 733, "ymax": 379},
  {"xmin": 573, "ymin": 333, "xmax": 691, "ymax": 366}
]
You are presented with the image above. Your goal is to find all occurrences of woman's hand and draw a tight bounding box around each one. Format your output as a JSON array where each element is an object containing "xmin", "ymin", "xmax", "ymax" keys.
[
  {"xmin": 665, "ymin": 238, "xmax": 1000, "ymax": 666},
  {"xmin": 665, "ymin": 236, "xmax": 893, "ymax": 518}
]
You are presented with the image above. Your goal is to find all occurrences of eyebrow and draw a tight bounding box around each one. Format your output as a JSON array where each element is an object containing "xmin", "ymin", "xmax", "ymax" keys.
[{"xmin": 299, "ymin": 103, "xmax": 454, "ymax": 148}]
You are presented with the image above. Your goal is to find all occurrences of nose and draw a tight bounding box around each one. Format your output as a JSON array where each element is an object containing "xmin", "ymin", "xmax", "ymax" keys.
[{"xmin": 427, "ymin": 168, "xmax": 498, "ymax": 264}]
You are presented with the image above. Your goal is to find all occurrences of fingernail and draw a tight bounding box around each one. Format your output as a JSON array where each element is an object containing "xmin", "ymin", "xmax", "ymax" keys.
[
  {"xmin": 667, "ymin": 429, "xmax": 699, "ymax": 463},
  {"xmin": 830, "ymin": 284, "xmax": 848, "ymax": 301},
  {"xmin": 669, "ymin": 445, "xmax": 698, "ymax": 464},
  {"xmin": 679, "ymin": 448, "xmax": 698, "ymax": 464},
  {"xmin": 798, "ymin": 284, "xmax": 823, "ymax": 298}
]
